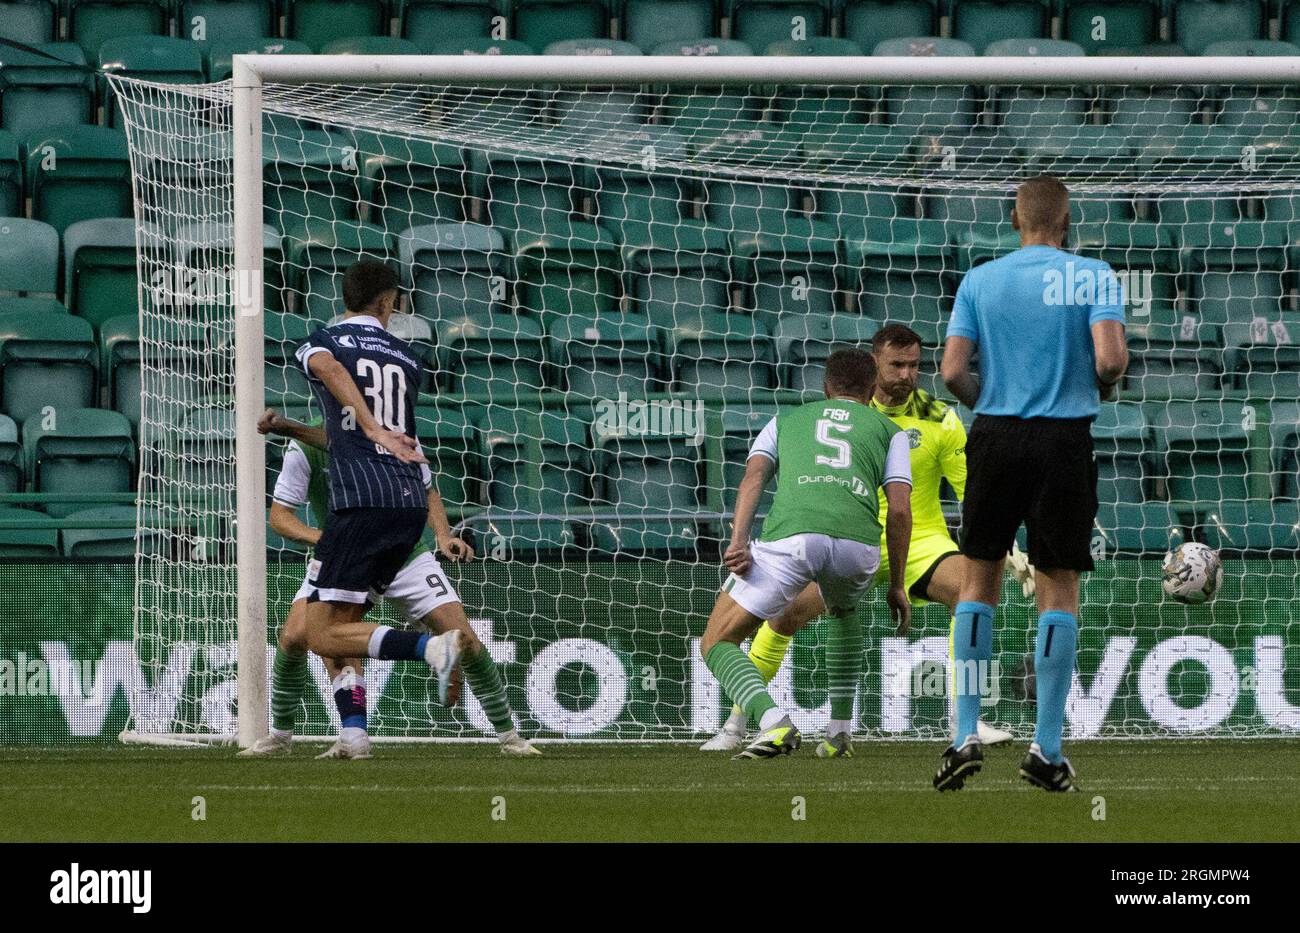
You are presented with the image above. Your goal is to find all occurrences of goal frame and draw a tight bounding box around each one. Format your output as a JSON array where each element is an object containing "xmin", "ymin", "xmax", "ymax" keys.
[{"xmin": 228, "ymin": 53, "xmax": 1300, "ymax": 748}]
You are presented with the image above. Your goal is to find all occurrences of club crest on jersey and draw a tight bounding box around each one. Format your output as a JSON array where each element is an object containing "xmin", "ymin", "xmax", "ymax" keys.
[
  {"xmin": 906, "ymin": 428, "xmax": 922, "ymax": 449},
  {"xmin": 336, "ymin": 334, "xmax": 356, "ymax": 348}
]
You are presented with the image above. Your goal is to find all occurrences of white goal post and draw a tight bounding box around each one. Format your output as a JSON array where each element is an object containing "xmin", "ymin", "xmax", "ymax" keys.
[{"xmin": 111, "ymin": 53, "xmax": 1300, "ymax": 747}]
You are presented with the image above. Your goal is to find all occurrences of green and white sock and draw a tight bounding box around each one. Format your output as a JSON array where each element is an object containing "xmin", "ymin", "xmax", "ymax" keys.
[
  {"xmin": 826, "ymin": 615, "xmax": 863, "ymax": 727},
  {"xmin": 463, "ymin": 646, "xmax": 515, "ymax": 736},
  {"xmin": 705, "ymin": 642, "xmax": 778, "ymax": 724},
  {"xmin": 271, "ymin": 647, "xmax": 308, "ymax": 734}
]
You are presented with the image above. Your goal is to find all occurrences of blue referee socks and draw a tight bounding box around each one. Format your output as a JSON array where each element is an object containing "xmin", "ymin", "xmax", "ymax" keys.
[
  {"xmin": 1034, "ymin": 611, "xmax": 1079, "ymax": 765},
  {"xmin": 952, "ymin": 601, "xmax": 995, "ymax": 747}
]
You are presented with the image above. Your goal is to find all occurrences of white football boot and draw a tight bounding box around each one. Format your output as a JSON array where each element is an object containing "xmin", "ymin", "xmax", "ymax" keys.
[
  {"xmin": 499, "ymin": 729, "xmax": 542, "ymax": 757},
  {"xmin": 977, "ymin": 721, "xmax": 1013, "ymax": 746},
  {"xmin": 237, "ymin": 731, "xmax": 293, "ymax": 757}
]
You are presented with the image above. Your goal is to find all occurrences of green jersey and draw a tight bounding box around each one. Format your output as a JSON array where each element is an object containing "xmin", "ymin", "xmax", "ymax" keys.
[
  {"xmin": 752, "ymin": 398, "xmax": 911, "ymax": 547},
  {"xmin": 272, "ymin": 439, "xmax": 431, "ymax": 566}
]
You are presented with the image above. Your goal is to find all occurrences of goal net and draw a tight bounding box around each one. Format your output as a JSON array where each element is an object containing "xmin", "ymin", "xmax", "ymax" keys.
[{"xmin": 111, "ymin": 55, "xmax": 1300, "ymax": 745}]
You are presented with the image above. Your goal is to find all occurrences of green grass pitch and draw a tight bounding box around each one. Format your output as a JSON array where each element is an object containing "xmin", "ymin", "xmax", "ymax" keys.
[{"xmin": 3, "ymin": 741, "xmax": 1298, "ymax": 842}]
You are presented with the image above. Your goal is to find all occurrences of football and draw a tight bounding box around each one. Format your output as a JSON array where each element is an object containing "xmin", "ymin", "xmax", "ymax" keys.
[{"xmin": 1161, "ymin": 542, "xmax": 1224, "ymax": 605}]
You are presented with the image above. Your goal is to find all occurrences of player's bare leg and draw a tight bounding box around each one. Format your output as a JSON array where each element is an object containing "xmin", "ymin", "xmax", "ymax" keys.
[
  {"xmin": 305, "ymin": 598, "xmax": 462, "ymax": 706},
  {"xmin": 700, "ymin": 594, "xmax": 802, "ymax": 759},
  {"xmin": 700, "ymin": 583, "xmax": 822, "ymax": 751},
  {"xmin": 419, "ymin": 601, "xmax": 539, "ymax": 756}
]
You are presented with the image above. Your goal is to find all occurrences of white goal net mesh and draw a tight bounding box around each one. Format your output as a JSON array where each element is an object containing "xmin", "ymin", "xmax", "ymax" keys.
[{"xmin": 112, "ymin": 66, "xmax": 1300, "ymax": 742}]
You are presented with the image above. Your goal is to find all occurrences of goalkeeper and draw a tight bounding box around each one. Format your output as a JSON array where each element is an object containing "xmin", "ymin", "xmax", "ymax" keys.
[
  {"xmin": 240, "ymin": 410, "xmax": 540, "ymax": 759},
  {"xmin": 700, "ymin": 324, "xmax": 1028, "ymax": 757}
]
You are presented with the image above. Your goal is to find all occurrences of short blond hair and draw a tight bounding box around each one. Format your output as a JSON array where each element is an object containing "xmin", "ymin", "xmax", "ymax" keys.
[{"xmin": 1015, "ymin": 175, "xmax": 1070, "ymax": 234}]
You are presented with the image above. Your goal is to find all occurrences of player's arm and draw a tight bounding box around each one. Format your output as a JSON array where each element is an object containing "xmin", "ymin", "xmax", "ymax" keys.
[
  {"xmin": 724, "ymin": 455, "xmax": 774, "ymax": 577},
  {"xmin": 305, "ymin": 351, "xmax": 426, "ymax": 464},
  {"xmin": 1092, "ymin": 319, "xmax": 1128, "ymax": 402},
  {"xmin": 882, "ymin": 430, "xmax": 913, "ymax": 634},
  {"xmin": 258, "ymin": 408, "xmax": 326, "ymax": 451},
  {"xmin": 425, "ymin": 483, "xmax": 474, "ymax": 562},
  {"xmin": 940, "ymin": 335, "xmax": 980, "ymax": 411},
  {"xmin": 269, "ymin": 442, "xmax": 320, "ymax": 546}
]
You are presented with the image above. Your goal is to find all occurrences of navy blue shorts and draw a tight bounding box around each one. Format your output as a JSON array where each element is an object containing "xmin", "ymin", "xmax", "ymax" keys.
[{"xmin": 310, "ymin": 507, "xmax": 428, "ymax": 604}]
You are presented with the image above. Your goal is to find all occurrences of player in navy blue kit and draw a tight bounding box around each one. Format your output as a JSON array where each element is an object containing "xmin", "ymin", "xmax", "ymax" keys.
[{"xmin": 293, "ymin": 260, "xmax": 463, "ymax": 723}]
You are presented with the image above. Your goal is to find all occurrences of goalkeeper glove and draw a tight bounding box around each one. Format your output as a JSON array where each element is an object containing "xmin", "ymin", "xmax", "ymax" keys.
[{"xmin": 1007, "ymin": 542, "xmax": 1036, "ymax": 599}]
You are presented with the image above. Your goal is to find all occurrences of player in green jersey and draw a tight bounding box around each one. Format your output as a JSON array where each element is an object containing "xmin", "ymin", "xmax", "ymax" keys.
[
  {"xmin": 699, "ymin": 347, "xmax": 914, "ymax": 760},
  {"xmin": 701, "ymin": 324, "xmax": 1025, "ymax": 756},
  {"xmin": 239, "ymin": 409, "xmax": 540, "ymax": 759}
]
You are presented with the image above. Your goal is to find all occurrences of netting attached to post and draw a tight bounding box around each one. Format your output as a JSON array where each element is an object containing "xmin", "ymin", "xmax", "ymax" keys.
[{"xmin": 112, "ymin": 64, "xmax": 1300, "ymax": 742}]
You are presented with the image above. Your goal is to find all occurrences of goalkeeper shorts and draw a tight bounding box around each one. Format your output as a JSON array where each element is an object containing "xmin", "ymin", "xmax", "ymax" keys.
[
  {"xmin": 295, "ymin": 550, "xmax": 461, "ymax": 622},
  {"xmin": 876, "ymin": 531, "xmax": 962, "ymax": 607},
  {"xmin": 723, "ymin": 533, "xmax": 880, "ymax": 620}
]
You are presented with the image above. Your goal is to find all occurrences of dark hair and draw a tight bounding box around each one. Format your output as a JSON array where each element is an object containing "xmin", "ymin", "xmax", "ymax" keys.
[
  {"xmin": 823, "ymin": 347, "xmax": 876, "ymax": 397},
  {"xmin": 342, "ymin": 259, "xmax": 400, "ymax": 313},
  {"xmin": 871, "ymin": 323, "xmax": 923, "ymax": 353}
]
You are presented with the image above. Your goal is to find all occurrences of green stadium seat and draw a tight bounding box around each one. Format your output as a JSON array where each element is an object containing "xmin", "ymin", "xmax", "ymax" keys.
[
  {"xmin": 435, "ymin": 312, "xmax": 547, "ymax": 399},
  {"xmin": 1204, "ymin": 39, "xmax": 1300, "ymax": 56},
  {"xmin": 402, "ymin": 2, "xmax": 503, "ymax": 50},
  {"xmin": 398, "ymin": 222, "xmax": 508, "ymax": 322},
  {"xmin": 99, "ymin": 36, "xmax": 205, "ymax": 127},
  {"xmin": 511, "ymin": 0, "xmax": 611, "ymax": 52},
  {"xmin": 951, "ymin": 0, "xmax": 1051, "ymax": 53},
  {"xmin": 0, "ymin": 1, "xmax": 58, "ymax": 44},
  {"xmin": 99, "ymin": 313, "xmax": 141, "ymax": 428},
  {"xmin": 0, "ymin": 131, "xmax": 17, "ymax": 217},
  {"xmin": 1125, "ymin": 321, "xmax": 1222, "ymax": 403},
  {"xmin": 1171, "ymin": 0, "xmax": 1267, "ymax": 56},
  {"xmin": 652, "ymin": 37, "xmax": 754, "ymax": 56},
  {"xmin": 732, "ymin": 219, "xmax": 841, "ymax": 327},
  {"xmin": 765, "ymin": 39, "xmax": 873, "ymax": 131},
  {"xmin": 349, "ymin": 134, "xmax": 466, "ymax": 234},
  {"xmin": 1062, "ymin": 0, "xmax": 1161, "ymax": 55},
  {"xmin": 62, "ymin": 218, "xmax": 143, "ymax": 328},
  {"xmin": 1094, "ymin": 502, "xmax": 1185, "ymax": 556},
  {"xmin": 0, "ymin": 506, "xmax": 58, "ymax": 556},
  {"xmin": 0, "ymin": 43, "xmax": 94, "ymax": 136},
  {"xmin": 1179, "ymin": 216, "xmax": 1289, "ymax": 327},
  {"xmin": 845, "ymin": 218, "xmax": 949, "ymax": 330},
  {"xmin": 547, "ymin": 313, "xmax": 659, "ymax": 398},
  {"xmin": 813, "ymin": 182, "xmax": 912, "ymax": 241},
  {"xmin": 773, "ymin": 312, "xmax": 881, "ymax": 392},
  {"xmin": 841, "ymin": 1, "xmax": 937, "ymax": 56},
  {"xmin": 728, "ymin": 0, "xmax": 831, "ymax": 53},
  {"xmin": 0, "ymin": 219, "xmax": 57, "ymax": 297},
  {"xmin": 68, "ymin": 0, "xmax": 169, "ymax": 64},
  {"xmin": 61, "ymin": 504, "xmax": 161, "ymax": 557},
  {"xmin": 704, "ymin": 404, "xmax": 781, "ymax": 520},
  {"xmin": 0, "ymin": 412, "xmax": 19, "ymax": 492},
  {"xmin": 478, "ymin": 406, "xmax": 583, "ymax": 550},
  {"xmin": 1093, "ymin": 401, "xmax": 1151, "ymax": 505},
  {"xmin": 1146, "ymin": 399, "xmax": 1255, "ymax": 504},
  {"xmin": 701, "ymin": 179, "xmax": 797, "ymax": 239},
  {"xmin": 621, "ymin": 0, "xmax": 717, "ymax": 51},
  {"xmin": 1108, "ymin": 87, "xmax": 1201, "ymax": 149},
  {"xmin": 263, "ymin": 131, "xmax": 360, "ymax": 231},
  {"xmin": 177, "ymin": 1, "xmax": 278, "ymax": 45},
  {"xmin": 0, "ymin": 311, "xmax": 96, "ymax": 423},
  {"xmin": 668, "ymin": 309, "xmax": 774, "ymax": 397},
  {"xmin": 873, "ymin": 38, "xmax": 979, "ymax": 136},
  {"xmin": 284, "ymin": 221, "xmax": 392, "ymax": 322},
  {"xmin": 286, "ymin": 0, "xmax": 391, "ymax": 52},
  {"xmin": 263, "ymin": 312, "xmax": 314, "ymax": 403},
  {"xmin": 591, "ymin": 411, "xmax": 702, "ymax": 553},
  {"xmin": 545, "ymin": 41, "xmax": 645, "ymax": 135},
  {"xmin": 206, "ymin": 38, "xmax": 313, "ymax": 82},
  {"xmin": 621, "ymin": 220, "xmax": 730, "ymax": 324},
  {"xmin": 175, "ymin": 220, "xmax": 285, "ymax": 314},
  {"xmin": 476, "ymin": 149, "xmax": 587, "ymax": 241},
  {"xmin": 414, "ymin": 404, "xmax": 484, "ymax": 512},
  {"xmin": 23, "ymin": 408, "xmax": 133, "ymax": 516},
  {"xmin": 425, "ymin": 37, "xmax": 534, "ymax": 54},
  {"xmin": 592, "ymin": 128, "xmax": 690, "ymax": 245},
  {"xmin": 514, "ymin": 225, "xmax": 622, "ymax": 325},
  {"xmin": 1196, "ymin": 500, "xmax": 1300, "ymax": 554},
  {"xmin": 24, "ymin": 126, "xmax": 131, "ymax": 235},
  {"xmin": 321, "ymin": 36, "xmax": 423, "ymax": 55},
  {"xmin": 1269, "ymin": 399, "xmax": 1300, "ymax": 497},
  {"xmin": 1286, "ymin": 0, "xmax": 1300, "ymax": 46},
  {"xmin": 0, "ymin": 296, "xmax": 66, "ymax": 315},
  {"xmin": 1223, "ymin": 315, "xmax": 1300, "ymax": 400}
]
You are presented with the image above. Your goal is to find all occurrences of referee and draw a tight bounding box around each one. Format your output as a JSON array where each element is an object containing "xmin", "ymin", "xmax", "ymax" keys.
[{"xmin": 935, "ymin": 175, "xmax": 1128, "ymax": 792}]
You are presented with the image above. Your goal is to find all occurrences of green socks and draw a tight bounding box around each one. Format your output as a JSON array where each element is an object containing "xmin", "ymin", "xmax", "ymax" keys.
[
  {"xmin": 705, "ymin": 642, "xmax": 777, "ymax": 723},
  {"xmin": 826, "ymin": 615, "xmax": 863, "ymax": 723},
  {"xmin": 271, "ymin": 647, "xmax": 309, "ymax": 733},
  {"xmin": 463, "ymin": 646, "xmax": 515, "ymax": 735}
]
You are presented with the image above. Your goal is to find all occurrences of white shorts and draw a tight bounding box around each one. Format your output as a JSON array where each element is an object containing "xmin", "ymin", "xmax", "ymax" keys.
[
  {"xmin": 723, "ymin": 533, "xmax": 881, "ymax": 620},
  {"xmin": 294, "ymin": 551, "xmax": 461, "ymax": 623}
]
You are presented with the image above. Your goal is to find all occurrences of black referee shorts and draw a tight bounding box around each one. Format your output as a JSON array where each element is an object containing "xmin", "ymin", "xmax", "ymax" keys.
[
  {"xmin": 960, "ymin": 415, "xmax": 1098, "ymax": 572},
  {"xmin": 311, "ymin": 507, "xmax": 428, "ymax": 605}
]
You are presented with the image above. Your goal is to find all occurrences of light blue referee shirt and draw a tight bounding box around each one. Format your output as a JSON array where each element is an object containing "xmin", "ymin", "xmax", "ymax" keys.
[{"xmin": 947, "ymin": 245, "xmax": 1127, "ymax": 420}]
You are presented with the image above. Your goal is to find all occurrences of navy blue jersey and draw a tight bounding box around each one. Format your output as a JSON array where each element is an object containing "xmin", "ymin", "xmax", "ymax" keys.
[{"xmin": 295, "ymin": 315, "xmax": 426, "ymax": 511}]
